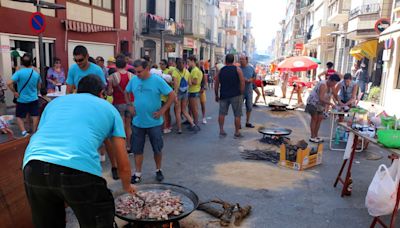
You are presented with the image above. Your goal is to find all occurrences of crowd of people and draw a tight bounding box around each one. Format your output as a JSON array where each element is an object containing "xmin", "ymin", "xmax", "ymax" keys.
[{"xmin": 0, "ymin": 43, "xmax": 375, "ymax": 226}]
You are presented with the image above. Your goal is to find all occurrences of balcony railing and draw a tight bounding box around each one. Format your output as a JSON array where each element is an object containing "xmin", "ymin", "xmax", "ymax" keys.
[
  {"xmin": 349, "ymin": 3, "xmax": 380, "ymax": 19},
  {"xmin": 141, "ymin": 13, "xmax": 184, "ymax": 37}
]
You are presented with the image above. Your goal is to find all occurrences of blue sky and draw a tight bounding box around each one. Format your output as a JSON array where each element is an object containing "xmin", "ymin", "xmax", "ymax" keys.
[{"xmin": 245, "ymin": 0, "xmax": 287, "ymax": 52}]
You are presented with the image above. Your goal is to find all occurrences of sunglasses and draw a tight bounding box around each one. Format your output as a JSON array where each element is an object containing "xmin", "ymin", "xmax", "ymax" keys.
[
  {"xmin": 74, "ymin": 58, "xmax": 85, "ymax": 63},
  {"xmin": 96, "ymin": 59, "xmax": 104, "ymax": 62}
]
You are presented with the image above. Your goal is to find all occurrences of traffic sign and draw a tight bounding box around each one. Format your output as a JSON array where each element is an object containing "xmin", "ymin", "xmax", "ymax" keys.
[{"xmin": 30, "ymin": 12, "xmax": 46, "ymax": 34}]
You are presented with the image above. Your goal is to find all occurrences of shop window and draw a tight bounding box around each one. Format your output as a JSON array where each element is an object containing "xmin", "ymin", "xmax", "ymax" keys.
[
  {"xmin": 169, "ymin": 0, "xmax": 176, "ymax": 20},
  {"xmin": 147, "ymin": 0, "xmax": 156, "ymax": 14},
  {"xmin": 120, "ymin": 0, "xmax": 127, "ymax": 14}
]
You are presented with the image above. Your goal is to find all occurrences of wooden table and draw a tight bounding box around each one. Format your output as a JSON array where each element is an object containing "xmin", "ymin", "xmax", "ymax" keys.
[{"xmin": 333, "ymin": 122, "xmax": 400, "ymax": 228}]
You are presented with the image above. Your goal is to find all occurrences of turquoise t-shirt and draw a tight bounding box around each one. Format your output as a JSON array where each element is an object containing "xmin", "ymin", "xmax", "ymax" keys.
[
  {"xmin": 23, "ymin": 93, "xmax": 125, "ymax": 177},
  {"xmin": 126, "ymin": 74, "xmax": 173, "ymax": 128},
  {"xmin": 11, "ymin": 68, "xmax": 41, "ymax": 103},
  {"xmin": 66, "ymin": 63, "xmax": 106, "ymax": 87}
]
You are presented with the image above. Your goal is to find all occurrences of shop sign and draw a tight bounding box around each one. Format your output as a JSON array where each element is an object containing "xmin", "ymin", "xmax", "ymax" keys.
[
  {"xmin": 375, "ymin": 18, "xmax": 391, "ymax": 34},
  {"xmin": 382, "ymin": 49, "xmax": 392, "ymax": 62},
  {"xmin": 184, "ymin": 38, "xmax": 194, "ymax": 48},
  {"xmin": 165, "ymin": 43, "xmax": 176, "ymax": 53},
  {"xmin": 294, "ymin": 43, "xmax": 304, "ymax": 50},
  {"xmin": 384, "ymin": 38, "xmax": 394, "ymax": 50},
  {"xmin": 0, "ymin": 45, "xmax": 10, "ymax": 53}
]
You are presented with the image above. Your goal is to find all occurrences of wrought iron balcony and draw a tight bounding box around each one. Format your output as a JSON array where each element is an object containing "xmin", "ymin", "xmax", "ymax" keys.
[
  {"xmin": 141, "ymin": 13, "xmax": 184, "ymax": 37},
  {"xmin": 349, "ymin": 3, "xmax": 380, "ymax": 19}
]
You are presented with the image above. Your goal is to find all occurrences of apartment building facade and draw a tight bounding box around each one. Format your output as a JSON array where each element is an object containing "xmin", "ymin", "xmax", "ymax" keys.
[
  {"xmin": 133, "ymin": 0, "xmax": 184, "ymax": 64},
  {"xmin": 0, "ymin": 0, "xmax": 134, "ymax": 104}
]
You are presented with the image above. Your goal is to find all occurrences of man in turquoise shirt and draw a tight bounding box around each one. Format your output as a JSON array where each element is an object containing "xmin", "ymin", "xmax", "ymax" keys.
[
  {"xmin": 125, "ymin": 59, "xmax": 175, "ymax": 184},
  {"xmin": 23, "ymin": 75, "xmax": 135, "ymax": 228},
  {"xmin": 7, "ymin": 53, "xmax": 41, "ymax": 137},
  {"xmin": 66, "ymin": 45, "xmax": 106, "ymax": 94}
]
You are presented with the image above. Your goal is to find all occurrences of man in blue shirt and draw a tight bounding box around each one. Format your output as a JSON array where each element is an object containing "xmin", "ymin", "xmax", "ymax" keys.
[
  {"xmin": 7, "ymin": 53, "xmax": 41, "ymax": 137},
  {"xmin": 66, "ymin": 45, "xmax": 106, "ymax": 94},
  {"xmin": 23, "ymin": 75, "xmax": 135, "ymax": 228},
  {"xmin": 125, "ymin": 59, "xmax": 175, "ymax": 184},
  {"xmin": 239, "ymin": 55, "xmax": 256, "ymax": 128}
]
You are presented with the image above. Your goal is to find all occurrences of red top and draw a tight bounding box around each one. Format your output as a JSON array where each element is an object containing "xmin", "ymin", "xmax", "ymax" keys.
[
  {"xmin": 326, "ymin": 69, "xmax": 336, "ymax": 79},
  {"xmin": 113, "ymin": 72, "xmax": 133, "ymax": 105}
]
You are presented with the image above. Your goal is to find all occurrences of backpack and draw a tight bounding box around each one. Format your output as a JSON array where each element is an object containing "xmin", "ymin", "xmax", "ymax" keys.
[{"xmin": 179, "ymin": 70, "xmax": 188, "ymax": 93}]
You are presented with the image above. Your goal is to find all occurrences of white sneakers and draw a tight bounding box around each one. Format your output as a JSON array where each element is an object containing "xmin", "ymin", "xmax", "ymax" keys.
[
  {"xmin": 163, "ymin": 128, "xmax": 172, "ymax": 134},
  {"xmin": 202, "ymin": 118, "xmax": 207, "ymax": 124},
  {"xmin": 309, "ymin": 137, "xmax": 324, "ymax": 143}
]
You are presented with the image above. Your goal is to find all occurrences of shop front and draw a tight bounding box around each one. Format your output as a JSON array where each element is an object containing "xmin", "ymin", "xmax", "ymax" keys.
[
  {"xmin": 183, "ymin": 37, "xmax": 195, "ymax": 61},
  {"xmin": 379, "ymin": 22, "xmax": 400, "ymax": 116},
  {"xmin": 0, "ymin": 34, "xmax": 55, "ymax": 103}
]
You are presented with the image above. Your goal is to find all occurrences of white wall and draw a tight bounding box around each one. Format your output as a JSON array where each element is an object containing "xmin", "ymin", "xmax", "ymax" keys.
[{"xmin": 382, "ymin": 37, "xmax": 400, "ymax": 116}]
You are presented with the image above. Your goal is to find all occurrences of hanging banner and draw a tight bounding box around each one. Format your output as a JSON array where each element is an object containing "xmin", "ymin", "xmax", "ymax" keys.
[{"xmin": 165, "ymin": 43, "xmax": 176, "ymax": 53}]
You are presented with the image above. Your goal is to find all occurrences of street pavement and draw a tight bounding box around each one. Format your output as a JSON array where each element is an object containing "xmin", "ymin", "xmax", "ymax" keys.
[{"xmin": 2, "ymin": 87, "xmax": 398, "ymax": 227}]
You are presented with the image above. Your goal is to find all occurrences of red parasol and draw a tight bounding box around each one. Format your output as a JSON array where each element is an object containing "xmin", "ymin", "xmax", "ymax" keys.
[{"xmin": 277, "ymin": 56, "xmax": 319, "ymax": 72}]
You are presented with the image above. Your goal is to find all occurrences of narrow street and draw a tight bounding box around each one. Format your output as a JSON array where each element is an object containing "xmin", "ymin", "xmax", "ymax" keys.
[{"xmin": 63, "ymin": 88, "xmax": 395, "ymax": 227}]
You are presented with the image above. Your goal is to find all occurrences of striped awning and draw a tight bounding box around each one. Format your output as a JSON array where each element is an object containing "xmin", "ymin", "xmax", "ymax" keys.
[{"xmin": 63, "ymin": 20, "xmax": 117, "ymax": 33}]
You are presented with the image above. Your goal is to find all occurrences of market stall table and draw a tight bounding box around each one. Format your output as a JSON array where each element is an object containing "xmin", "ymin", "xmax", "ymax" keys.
[
  {"xmin": 333, "ymin": 122, "xmax": 400, "ymax": 228},
  {"xmin": 329, "ymin": 111, "xmax": 364, "ymax": 152}
]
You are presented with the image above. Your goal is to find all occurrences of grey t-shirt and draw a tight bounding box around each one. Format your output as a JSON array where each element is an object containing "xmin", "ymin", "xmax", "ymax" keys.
[{"xmin": 240, "ymin": 65, "xmax": 256, "ymax": 91}]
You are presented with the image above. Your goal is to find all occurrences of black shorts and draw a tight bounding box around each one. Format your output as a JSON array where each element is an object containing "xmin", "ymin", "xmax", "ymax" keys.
[{"xmin": 16, "ymin": 100, "xmax": 39, "ymax": 118}]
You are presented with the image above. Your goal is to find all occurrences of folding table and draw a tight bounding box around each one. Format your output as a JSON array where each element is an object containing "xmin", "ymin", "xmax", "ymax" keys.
[{"xmin": 333, "ymin": 122, "xmax": 400, "ymax": 228}]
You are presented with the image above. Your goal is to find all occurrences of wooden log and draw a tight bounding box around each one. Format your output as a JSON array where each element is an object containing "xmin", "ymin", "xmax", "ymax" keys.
[
  {"xmin": 197, "ymin": 203, "xmax": 224, "ymax": 218},
  {"xmin": 233, "ymin": 204, "xmax": 252, "ymax": 226}
]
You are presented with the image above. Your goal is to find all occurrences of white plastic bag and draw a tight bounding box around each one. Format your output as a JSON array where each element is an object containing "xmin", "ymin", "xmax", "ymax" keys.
[{"xmin": 365, "ymin": 160, "xmax": 400, "ymax": 217}]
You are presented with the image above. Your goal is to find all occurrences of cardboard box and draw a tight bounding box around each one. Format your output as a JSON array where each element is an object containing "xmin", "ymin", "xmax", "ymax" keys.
[{"xmin": 279, "ymin": 143, "xmax": 323, "ymax": 171}]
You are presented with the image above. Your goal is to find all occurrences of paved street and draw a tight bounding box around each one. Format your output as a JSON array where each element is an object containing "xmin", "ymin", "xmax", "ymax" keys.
[{"xmin": 57, "ymin": 88, "xmax": 398, "ymax": 227}]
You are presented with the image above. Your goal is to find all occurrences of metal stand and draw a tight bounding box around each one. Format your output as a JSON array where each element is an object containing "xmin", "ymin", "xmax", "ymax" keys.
[{"xmin": 333, "ymin": 134, "xmax": 358, "ymax": 197}]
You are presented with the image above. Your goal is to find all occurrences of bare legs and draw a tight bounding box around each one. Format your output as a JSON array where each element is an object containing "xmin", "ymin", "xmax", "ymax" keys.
[
  {"xmin": 134, "ymin": 153, "xmax": 162, "ymax": 173},
  {"xmin": 16, "ymin": 115, "xmax": 38, "ymax": 134},
  {"xmin": 174, "ymin": 99, "xmax": 195, "ymax": 132},
  {"xmin": 253, "ymin": 87, "xmax": 261, "ymax": 105},
  {"xmin": 218, "ymin": 115, "xmax": 226, "ymax": 135},
  {"xmin": 310, "ymin": 114, "xmax": 324, "ymax": 138},
  {"xmin": 189, "ymin": 97, "xmax": 199, "ymax": 125}
]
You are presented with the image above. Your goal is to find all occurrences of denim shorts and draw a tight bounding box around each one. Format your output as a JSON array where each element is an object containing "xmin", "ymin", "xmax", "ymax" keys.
[
  {"xmin": 189, "ymin": 92, "xmax": 200, "ymax": 98},
  {"xmin": 243, "ymin": 88, "xmax": 253, "ymax": 112},
  {"xmin": 219, "ymin": 95, "xmax": 243, "ymax": 117},
  {"xmin": 305, "ymin": 103, "xmax": 324, "ymax": 116},
  {"xmin": 131, "ymin": 125, "xmax": 163, "ymax": 155},
  {"xmin": 177, "ymin": 91, "xmax": 188, "ymax": 100},
  {"xmin": 114, "ymin": 104, "xmax": 131, "ymax": 117}
]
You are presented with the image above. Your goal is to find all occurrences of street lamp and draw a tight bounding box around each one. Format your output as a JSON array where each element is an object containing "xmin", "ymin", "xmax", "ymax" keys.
[{"xmin": 11, "ymin": 0, "xmax": 65, "ymax": 87}]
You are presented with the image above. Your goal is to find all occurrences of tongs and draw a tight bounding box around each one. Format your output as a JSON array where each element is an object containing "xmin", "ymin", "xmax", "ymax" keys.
[{"xmin": 135, "ymin": 193, "xmax": 146, "ymax": 208}]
